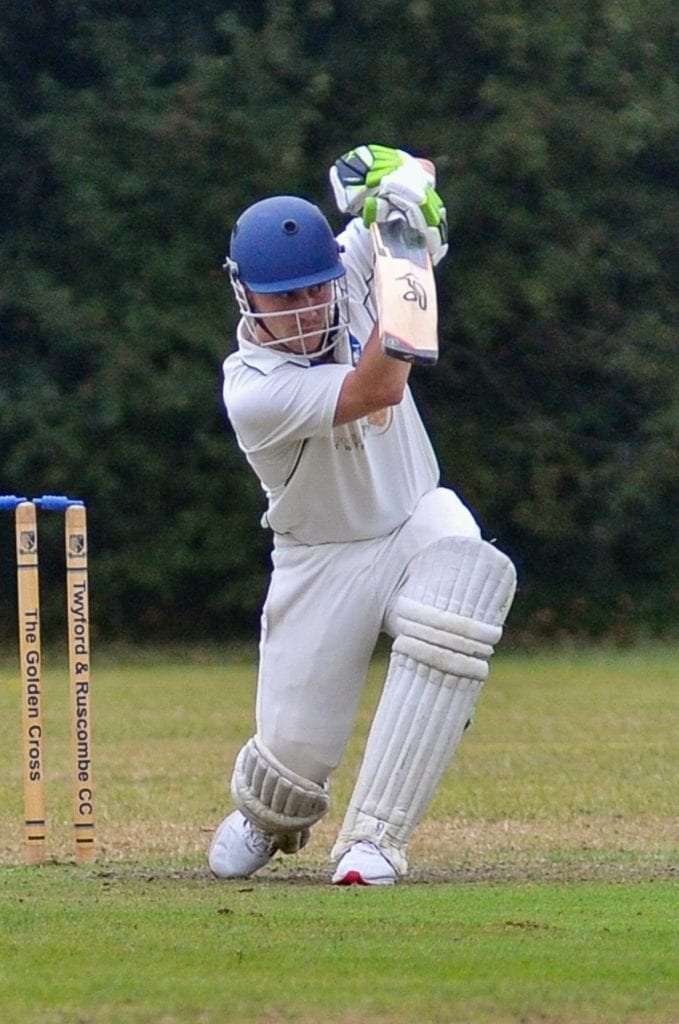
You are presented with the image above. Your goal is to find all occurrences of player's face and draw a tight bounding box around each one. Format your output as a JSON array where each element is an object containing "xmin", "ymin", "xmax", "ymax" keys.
[{"xmin": 249, "ymin": 282, "xmax": 334, "ymax": 355}]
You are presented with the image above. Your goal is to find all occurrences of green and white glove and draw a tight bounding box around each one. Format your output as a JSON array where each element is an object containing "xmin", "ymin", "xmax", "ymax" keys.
[{"xmin": 329, "ymin": 144, "xmax": 449, "ymax": 265}]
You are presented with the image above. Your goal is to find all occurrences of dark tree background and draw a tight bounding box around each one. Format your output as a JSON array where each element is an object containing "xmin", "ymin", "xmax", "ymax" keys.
[{"xmin": 1, "ymin": 0, "xmax": 677, "ymax": 644}]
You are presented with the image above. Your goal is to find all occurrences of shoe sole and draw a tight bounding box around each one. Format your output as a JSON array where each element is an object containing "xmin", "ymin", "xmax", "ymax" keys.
[{"xmin": 332, "ymin": 869, "xmax": 395, "ymax": 886}]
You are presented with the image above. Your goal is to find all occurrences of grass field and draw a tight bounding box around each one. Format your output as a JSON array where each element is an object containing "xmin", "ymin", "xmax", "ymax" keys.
[{"xmin": 0, "ymin": 643, "xmax": 677, "ymax": 1023}]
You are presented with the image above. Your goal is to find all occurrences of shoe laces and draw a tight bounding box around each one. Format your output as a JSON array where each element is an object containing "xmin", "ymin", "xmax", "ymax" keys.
[{"xmin": 244, "ymin": 818, "xmax": 277, "ymax": 856}]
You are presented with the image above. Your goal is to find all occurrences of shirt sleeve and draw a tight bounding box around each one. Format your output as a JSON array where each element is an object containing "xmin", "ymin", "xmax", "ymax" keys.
[
  {"xmin": 225, "ymin": 360, "xmax": 353, "ymax": 454},
  {"xmin": 337, "ymin": 218, "xmax": 378, "ymax": 345}
]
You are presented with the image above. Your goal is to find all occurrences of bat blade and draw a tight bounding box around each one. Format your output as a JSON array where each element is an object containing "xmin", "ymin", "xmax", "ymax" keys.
[{"xmin": 370, "ymin": 219, "xmax": 438, "ymax": 366}]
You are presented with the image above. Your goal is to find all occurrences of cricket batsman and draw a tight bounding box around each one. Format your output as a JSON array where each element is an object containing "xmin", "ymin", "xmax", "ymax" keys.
[{"xmin": 209, "ymin": 144, "xmax": 517, "ymax": 885}]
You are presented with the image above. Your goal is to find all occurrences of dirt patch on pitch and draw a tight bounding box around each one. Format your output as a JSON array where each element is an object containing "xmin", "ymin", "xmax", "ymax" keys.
[
  {"xmin": 91, "ymin": 815, "xmax": 677, "ymax": 888},
  {"xmin": 2, "ymin": 813, "xmax": 676, "ymax": 885},
  {"xmin": 91, "ymin": 859, "xmax": 677, "ymax": 887}
]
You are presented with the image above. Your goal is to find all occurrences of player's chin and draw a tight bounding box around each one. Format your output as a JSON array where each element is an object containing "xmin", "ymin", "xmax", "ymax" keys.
[
  {"xmin": 281, "ymin": 339, "xmax": 309, "ymax": 356},
  {"xmin": 306, "ymin": 340, "xmax": 326, "ymax": 356},
  {"xmin": 300, "ymin": 333, "xmax": 328, "ymax": 356}
]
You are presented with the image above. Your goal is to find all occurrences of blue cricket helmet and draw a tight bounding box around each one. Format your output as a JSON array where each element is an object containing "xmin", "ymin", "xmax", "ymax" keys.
[{"xmin": 228, "ymin": 196, "xmax": 345, "ymax": 293}]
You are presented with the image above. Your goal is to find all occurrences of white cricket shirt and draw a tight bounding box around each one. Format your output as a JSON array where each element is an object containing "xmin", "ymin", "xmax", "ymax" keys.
[{"xmin": 222, "ymin": 218, "xmax": 439, "ymax": 545}]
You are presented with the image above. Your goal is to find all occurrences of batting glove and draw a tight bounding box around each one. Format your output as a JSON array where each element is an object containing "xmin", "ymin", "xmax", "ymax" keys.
[{"xmin": 330, "ymin": 144, "xmax": 449, "ymax": 265}]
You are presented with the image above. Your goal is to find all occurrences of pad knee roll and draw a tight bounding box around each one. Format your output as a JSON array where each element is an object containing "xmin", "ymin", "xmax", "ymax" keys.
[
  {"xmin": 394, "ymin": 536, "xmax": 516, "ymax": 680},
  {"xmin": 231, "ymin": 736, "xmax": 330, "ymax": 839}
]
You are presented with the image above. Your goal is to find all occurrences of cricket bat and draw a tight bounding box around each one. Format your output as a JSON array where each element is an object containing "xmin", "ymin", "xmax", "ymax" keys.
[{"xmin": 370, "ymin": 218, "xmax": 438, "ymax": 366}]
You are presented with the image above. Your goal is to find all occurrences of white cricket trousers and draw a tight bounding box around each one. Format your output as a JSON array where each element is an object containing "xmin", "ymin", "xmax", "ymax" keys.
[{"xmin": 255, "ymin": 487, "xmax": 481, "ymax": 784}]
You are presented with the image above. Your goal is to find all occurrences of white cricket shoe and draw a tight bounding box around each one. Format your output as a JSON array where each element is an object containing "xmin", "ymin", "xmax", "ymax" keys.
[
  {"xmin": 331, "ymin": 841, "xmax": 397, "ymax": 886},
  {"xmin": 209, "ymin": 810, "xmax": 279, "ymax": 879}
]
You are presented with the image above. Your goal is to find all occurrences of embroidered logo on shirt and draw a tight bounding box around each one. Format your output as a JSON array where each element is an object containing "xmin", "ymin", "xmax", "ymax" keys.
[
  {"xmin": 366, "ymin": 408, "xmax": 392, "ymax": 433},
  {"xmin": 333, "ymin": 408, "xmax": 394, "ymax": 451}
]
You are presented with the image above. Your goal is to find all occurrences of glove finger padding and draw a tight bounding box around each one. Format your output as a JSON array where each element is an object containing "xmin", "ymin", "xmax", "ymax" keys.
[
  {"xmin": 330, "ymin": 144, "xmax": 405, "ymax": 215},
  {"xmin": 330, "ymin": 144, "xmax": 435, "ymax": 216},
  {"xmin": 363, "ymin": 190, "xmax": 449, "ymax": 266},
  {"xmin": 330, "ymin": 143, "xmax": 448, "ymax": 265}
]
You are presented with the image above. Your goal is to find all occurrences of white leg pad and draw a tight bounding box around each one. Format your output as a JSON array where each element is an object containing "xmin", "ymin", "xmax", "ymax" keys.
[
  {"xmin": 232, "ymin": 735, "xmax": 330, "ymax": 846},
  {"xmin": 331, "ymin": 537, "xmax": 516, "ymax": 875}
]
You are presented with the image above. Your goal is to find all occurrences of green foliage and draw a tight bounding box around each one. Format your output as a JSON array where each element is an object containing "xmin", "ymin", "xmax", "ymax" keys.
[{"xmin": 0, "ymin": 1, "xmax": 677, "ymax": 639}]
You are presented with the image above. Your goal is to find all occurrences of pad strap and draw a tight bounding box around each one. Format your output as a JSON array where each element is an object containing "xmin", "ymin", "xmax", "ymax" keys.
[{"xmin": 395, "ymin": 596, "xmax": 504, "ymax": 679}]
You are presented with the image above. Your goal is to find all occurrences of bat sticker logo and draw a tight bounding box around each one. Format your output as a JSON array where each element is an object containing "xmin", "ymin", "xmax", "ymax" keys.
[{"xmin": 398, "ymin": 273, "xmax": 428, "ymax": 310}]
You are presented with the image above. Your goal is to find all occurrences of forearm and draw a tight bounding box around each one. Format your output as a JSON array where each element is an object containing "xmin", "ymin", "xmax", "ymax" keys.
[{"xmin": 333, "ymin": 324, "xmax": 411, "ymax": 426}]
